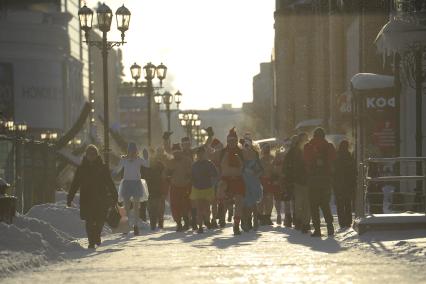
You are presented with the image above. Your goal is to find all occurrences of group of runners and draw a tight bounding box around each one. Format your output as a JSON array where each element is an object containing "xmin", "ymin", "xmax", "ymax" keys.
[{"xmin": 68, "ymin": 126, "xmax": 356, "ymax": 248}]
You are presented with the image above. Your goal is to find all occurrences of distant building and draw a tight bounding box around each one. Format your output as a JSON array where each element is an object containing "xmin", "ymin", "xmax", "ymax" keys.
[
  {"xmin": 0, "ymin": 0, "xmax": 90, "ymax": 138},
  {"xmin": 252, "ymin": 62, "xmax": 274, "ymax": 138}
]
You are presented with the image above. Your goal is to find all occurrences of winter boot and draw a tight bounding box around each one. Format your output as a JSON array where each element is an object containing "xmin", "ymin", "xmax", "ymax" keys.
[
  {"xmin": 191, "ymin": 209, "xmax": 198, "ymax": 230},
  {"xmin": 301, "ymin": 224, "xmax": 311, "ymax": 234},
  {"xmin": 158, "ymin": 218, "xmax": 164, "ymax": 229},
  {"xmin": 204, "ymin": 219, "xmax": 213, "ymax": 230},
  {"xmin": 228, "ymin": 206, "xmax": 234, "ymax": 223},
  {"xmin": 253, "ymin": 212, "xmax": 259, "ymax": 230},
  {"xmin": 211, "ymin": 218, "xmax": 219, "ymax": 229},
  {"xmin": 327, "ymin": 224, "xmax": 335, "ymax": 236},
  {"xmin": 176, "ymin": 221, "xmax": 183, "ymax": 232},
  {"xmin": 311, "ymin": 228, "xmax": 322, "ymax": 237},
  {"xmin": 233, "ymin": 217, "xmax": 241, "ymax": 235},
  {"xmin": 265, "ymin": 214, "xmax": 273, "ymax": 226},
  {"xmin": 183, "ymin": 216, "xmax": 190, "ymax": 231},
  {"xmin": 88, "ymin": 243, "xmax": 96, "ymax": 249},
  {"xmin": 276, "ymin": 214, "xmax": 282, "ymax": 226},
  {"xmin": 134, "ymin": 225, "xmax": 140, "ymax": 236},
  {"xmin": 284, "ymin": 214, "xmax": 293, "ymax": 228},
  {"xmin": 197, "ymin": 226, "xmax": 204, "ymax": 234}
]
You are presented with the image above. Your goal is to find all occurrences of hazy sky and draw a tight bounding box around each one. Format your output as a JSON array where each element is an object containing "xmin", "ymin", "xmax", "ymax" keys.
[{"xmin": 85, "ymin": 0, "xmax": 275, "ymax": 110}]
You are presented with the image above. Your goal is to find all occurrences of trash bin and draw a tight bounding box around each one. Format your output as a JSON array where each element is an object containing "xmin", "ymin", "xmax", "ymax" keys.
[{"xmin": 0, "ymin": 196, "xmax": 17, "ymax": 224}]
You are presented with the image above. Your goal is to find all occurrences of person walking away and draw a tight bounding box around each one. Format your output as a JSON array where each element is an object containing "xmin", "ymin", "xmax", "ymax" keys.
[
  {"xmin": 114, "ymin": 143, "xmax": 149, "ymax": 236},
  {"xmin": 273, "ymin": 147, "xmax": 286, "ymax": 225},
  {"xmin": 67, "ymin": 145, "xmax": 118, "ymax": 249},
  {"xmin": 207, "ymin": 138, "xmax": 224, "ymax": 228},
  {"xmin": 165, "ymin": 143, "xmax": 192, "ymax": 231},
  {"xmin": 304, "ymin": 128, "xmax": 336, "ymax": 237},
  {"xmin": 259, "ymin": 143, "xmax": 277, "ymax": 226},
  {"xmin": 190, "ymin": 147, "xmax": 219, "ymax": 233},
  {"xmin": 155, "ymin": 147, "xmax": 171, "ymax": 228},
  {"xmin": 281, "ymin": 137, "xmax": 298, "ymax": 228},
  {"xmin": 284, "ymin": 133, "xmax": 311, "ymax": 233},
  {"xmin": 334, "ymin": 140, "xmax": 356, "ymax": 229},
  {"xmin": 219, "ymin": 128, "xmax": 245, "ymax": 235},
  {"xmin": 141, "ymin": 154, "xmax": 165, "ymax": 230},
  {"xmin": 241, "ymin": 133, "xmax": 263, "ymax": 232}
]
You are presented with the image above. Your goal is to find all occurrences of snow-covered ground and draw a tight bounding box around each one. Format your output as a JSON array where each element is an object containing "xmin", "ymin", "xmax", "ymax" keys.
[{"xmin": 0, "ymin": 192, "xmax": 425, "ymax": 282}]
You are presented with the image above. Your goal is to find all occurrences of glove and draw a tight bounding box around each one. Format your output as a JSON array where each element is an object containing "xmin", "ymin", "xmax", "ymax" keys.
[
  {"xmin": 162, "ymin": 131, "xmax": 173, "ymax": 140},
  {"xmin": 204, "ymin": 127, "xmax": 214, "ymax": 137}
]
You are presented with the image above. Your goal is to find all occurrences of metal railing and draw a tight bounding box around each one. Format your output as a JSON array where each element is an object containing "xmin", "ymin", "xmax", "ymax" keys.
[{"xmin": 356, "ymin": 157, "xmax": 426, "ymax": 218}]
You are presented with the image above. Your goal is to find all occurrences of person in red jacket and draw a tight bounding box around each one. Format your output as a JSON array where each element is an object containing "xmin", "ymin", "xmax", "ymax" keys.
[{"xmin": 303, "ymin": 127, "xmax": 336, "ymax": 237}]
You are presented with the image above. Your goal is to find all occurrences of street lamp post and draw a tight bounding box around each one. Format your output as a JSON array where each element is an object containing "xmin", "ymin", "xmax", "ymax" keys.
[
  {"xmin": 154, "ymin": 91, "xmax": 183, "ymax": 133},
  {"xmin": 179, "ymin": 111, "xmax": 200, "ymax": 144},
  {"xmin": 79, "ymin": 3, "xmax": 131, "ymax": 167},
  {"xmin": 131, "ymin": 62, "xmax": 167, "ymax": 146}
]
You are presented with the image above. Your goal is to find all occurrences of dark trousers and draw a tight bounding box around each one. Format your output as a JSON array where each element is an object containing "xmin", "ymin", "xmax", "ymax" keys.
[
  {"xmin": 85, "ymin": 217, "xmax": 104, "ymax": 245},
  {"xmin": 309, "ymin": 187, "xmax": 333, "ymax": 230},
  {"xmin": 335, "ymin": 193, "xmax": 352, "ymax": 227},
  {"xmin": 139, "ymin": 201, "xmax": 148, "ymax": 221},
  {"xmin": 148, "ymin": 197, "xmax": 162, "ymax": 229}
]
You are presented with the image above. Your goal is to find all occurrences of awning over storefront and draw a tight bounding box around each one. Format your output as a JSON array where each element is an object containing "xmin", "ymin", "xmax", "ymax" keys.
[
  {"xmin": 295, "ymin": 118, "xmax": 323, "ymax": 130},
  {"xmin": 351, "ymin": 73, "xmax": 394, "ymax": 91},
  {"xmin": 375, "ymin": 19, "xmax": 426, "ymax": 54}
]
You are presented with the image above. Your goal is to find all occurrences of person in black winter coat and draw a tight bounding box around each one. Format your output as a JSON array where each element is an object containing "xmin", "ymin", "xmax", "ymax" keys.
[
  {"xmin": 67, "ymin": 145, "xmax": 118, "ymax": 249},
  {"xmin": 333, "ymin": 140, "xmax": 356, "ymax": 229},
  {"xmin": 141, "ymin": 156, "xmax": 165, "ymax": 230}
]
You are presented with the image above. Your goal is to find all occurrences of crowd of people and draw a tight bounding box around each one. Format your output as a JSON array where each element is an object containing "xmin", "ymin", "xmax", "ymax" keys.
[{"xmin": 67, "ymin": 126, "xmax": 356, "ymax": 249}]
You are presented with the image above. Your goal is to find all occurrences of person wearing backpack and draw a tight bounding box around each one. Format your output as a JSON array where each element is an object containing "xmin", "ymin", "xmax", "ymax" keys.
[{"xmin": 304, "ymin": 128, "xmax": 336, "ymax": 237}]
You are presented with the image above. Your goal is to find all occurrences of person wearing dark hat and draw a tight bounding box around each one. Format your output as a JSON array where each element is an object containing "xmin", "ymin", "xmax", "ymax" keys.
[
  {"xmin": 68, "ymin": 145, "xmax": 118, "ymax": 249},
  {"xmin": 304, "ymin": 127, "xmax": 336, "ymax": 237},
  {"xmin": 218, "ymin": 127, "xmax": 245, "ymax": 235},
  {"xmin": 207, "ymin": 138, "xmax": 225, "ymax": 228},
  {"xmin": 165, "ymin": 143, "xmax": 192, "ymax": 231}
]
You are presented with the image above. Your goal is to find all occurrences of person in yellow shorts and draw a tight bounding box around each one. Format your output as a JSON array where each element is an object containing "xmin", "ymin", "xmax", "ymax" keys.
[{"xmin": 190, "ymin": 147, "xmax": 219, "ymax": 233}]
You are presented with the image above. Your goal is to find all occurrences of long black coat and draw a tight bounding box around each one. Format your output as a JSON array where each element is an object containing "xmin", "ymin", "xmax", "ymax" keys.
[
  {"xmin": 333, "ymin": 150, "xmax": 356, "ymax": 196},
  {"xmin": 68, "ymin": 158, "xmax": 118, "ymax": 221}
]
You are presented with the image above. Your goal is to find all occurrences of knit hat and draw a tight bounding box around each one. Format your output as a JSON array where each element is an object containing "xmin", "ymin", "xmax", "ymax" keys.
[
  {"xmin": 227, "ymin": 127, "xmax": 238, "ymax": 141},
  {"xmin": 172, "ymin": 143, "xmax": 182, "ymax": 152}
]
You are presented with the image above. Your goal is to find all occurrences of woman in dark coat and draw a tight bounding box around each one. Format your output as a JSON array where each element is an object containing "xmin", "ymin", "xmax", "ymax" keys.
[
  {"xmin": 67, "ymin": 145, "xmax": 118, "ymax": 249},
  {"xmin": 333, "ymin": 140, "xmax": 356, "ymax": 229}
]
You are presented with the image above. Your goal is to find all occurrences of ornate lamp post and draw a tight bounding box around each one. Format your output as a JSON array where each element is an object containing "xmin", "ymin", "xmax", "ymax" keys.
[
  {"xmin": 130, "ymin": 62, "xmax": 167, "ymax": 146},
  {"xmin": 154, "ymin": 91, "xmax": 183, "ymax": 132},
  {"xmin": 78, "ymin": 3, "xmax": 131, "ymax": 167},
  {"xmin": 179, "ymin": 111, "xmax": 200, "ymax": 143}
]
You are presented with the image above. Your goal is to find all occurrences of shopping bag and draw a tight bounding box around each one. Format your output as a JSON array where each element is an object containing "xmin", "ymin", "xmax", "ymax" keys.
[{"xmin": 106, "ymin": 205, "xmax": 121, "ymax": 228}]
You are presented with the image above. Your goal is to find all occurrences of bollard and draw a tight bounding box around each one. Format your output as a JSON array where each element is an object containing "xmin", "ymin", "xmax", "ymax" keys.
[
  {"xmin": 423, "ymin": 159, "xmax": 426, "ymax": 215},
  {"xmin": 0, "ymin": 196, "xmax": 17, "ymax": 224}
]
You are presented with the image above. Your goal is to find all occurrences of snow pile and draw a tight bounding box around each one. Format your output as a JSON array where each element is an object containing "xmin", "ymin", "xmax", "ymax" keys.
[
  {"xmin": 336, "ymin": 228, "xmax": 426, "ymax": 261},
  {"xmin": 0, "ymin": 191, "xmax": 88, "ymax": 277}
]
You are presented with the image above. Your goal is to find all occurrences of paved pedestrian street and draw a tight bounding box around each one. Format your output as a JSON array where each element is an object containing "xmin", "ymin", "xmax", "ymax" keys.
[{"xmin": 3, "ymin": 224, "xmax": 425, "ymax": 284}]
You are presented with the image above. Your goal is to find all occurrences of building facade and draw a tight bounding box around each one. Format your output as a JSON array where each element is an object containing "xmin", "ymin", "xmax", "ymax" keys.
[{"xmin": 273, "ymin": 0, "xmax": 390, "ymax": 139}]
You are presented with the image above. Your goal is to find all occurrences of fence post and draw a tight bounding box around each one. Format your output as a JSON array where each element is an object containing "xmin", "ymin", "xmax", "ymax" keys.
[
  {"xmin": 355, "ymin": 162, "xmax": 365, "ymax": 218},
  {"xmin": 423, "ymin": 159, "xmax": 426, "ymax": 215}
]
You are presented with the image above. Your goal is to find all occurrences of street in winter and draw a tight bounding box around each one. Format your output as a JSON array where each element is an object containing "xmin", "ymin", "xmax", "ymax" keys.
[{"xmin": 1, "ymin": 0, "xmax": 426, "ymax": 283}]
